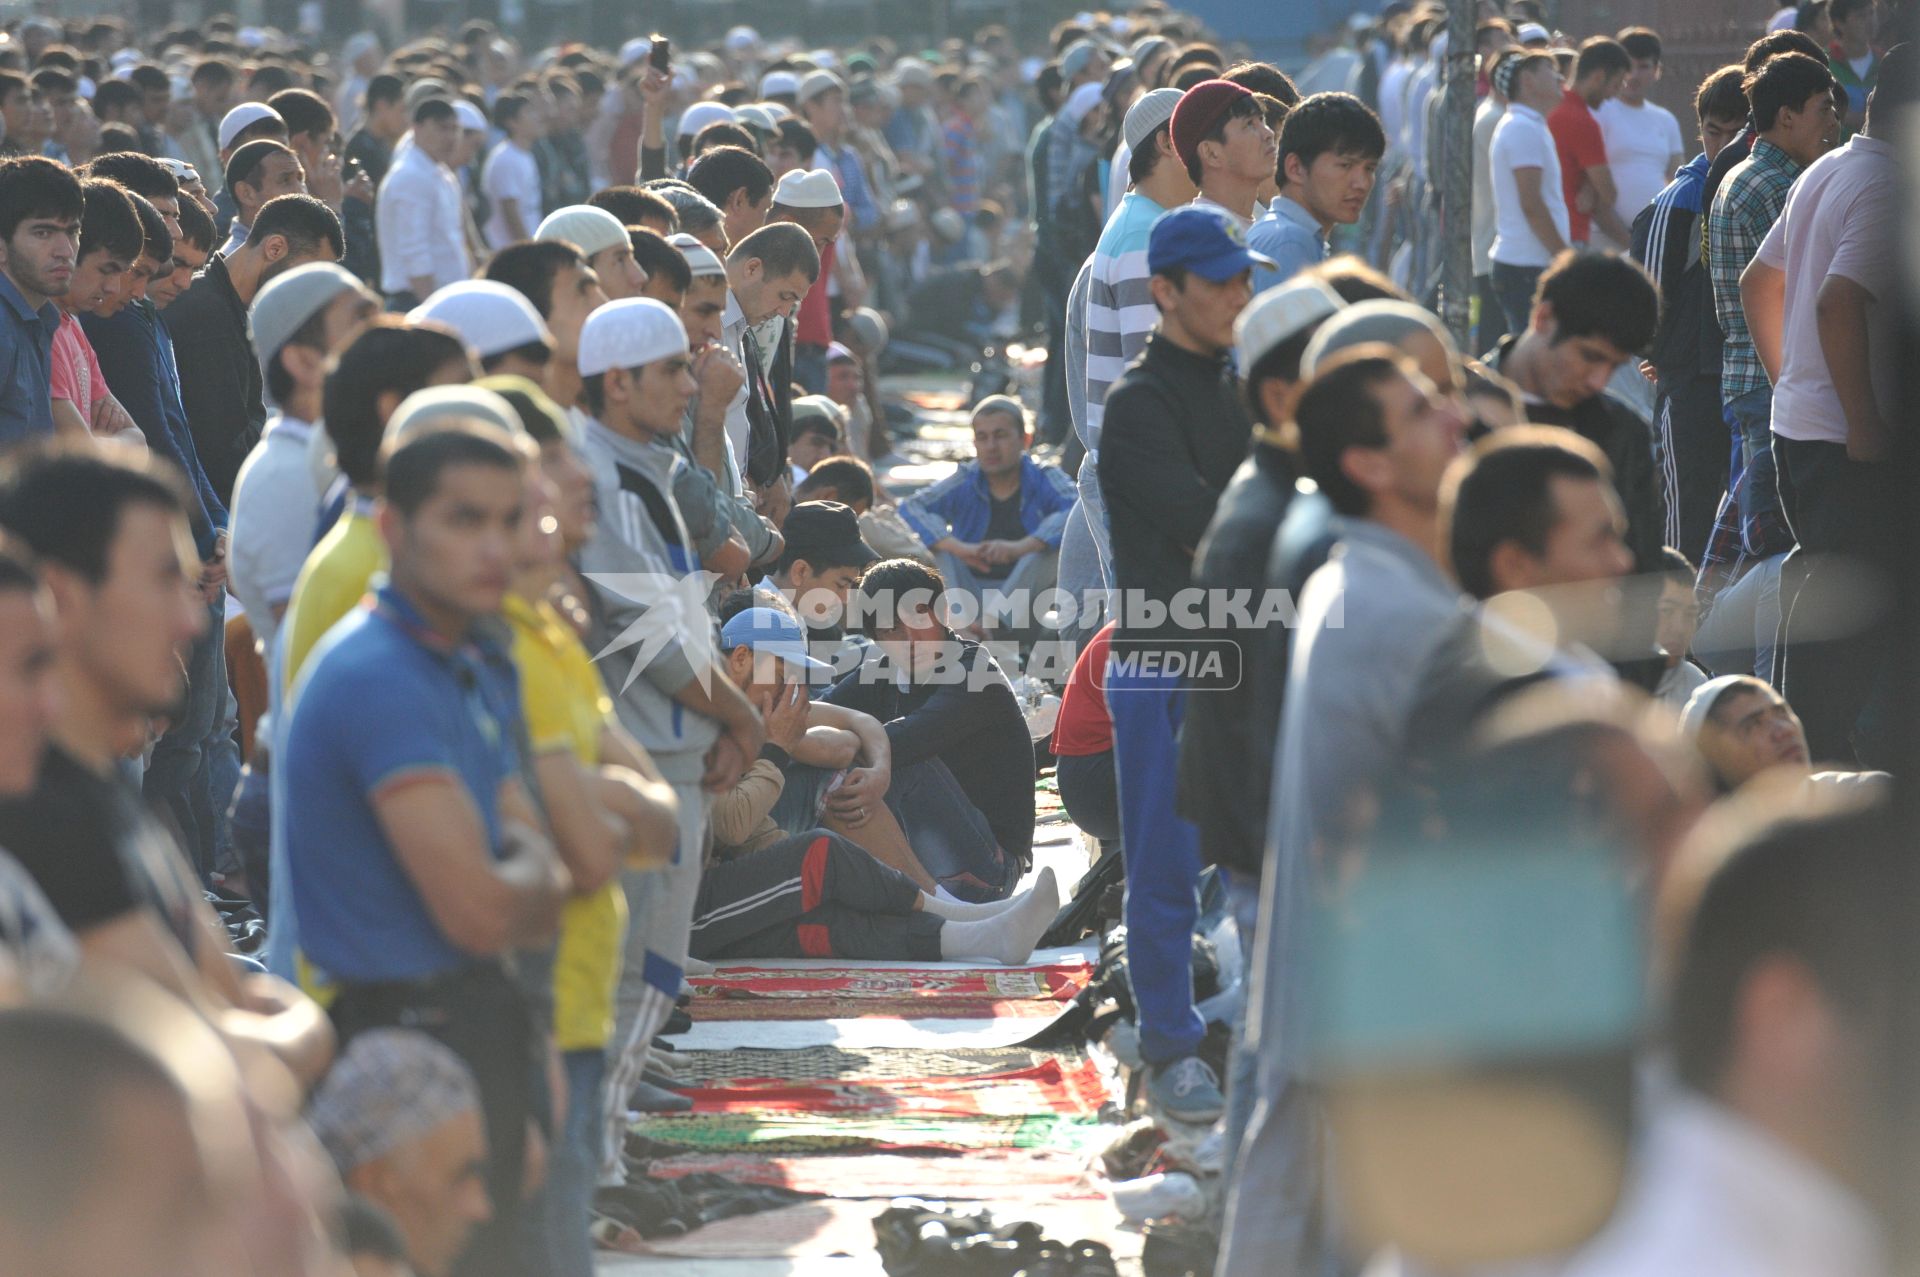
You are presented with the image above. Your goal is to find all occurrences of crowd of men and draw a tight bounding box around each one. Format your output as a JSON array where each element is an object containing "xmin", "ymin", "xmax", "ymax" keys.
[{"xmin": 0, "ymin": 2, "xmax": 1909, "ymax": 1276}]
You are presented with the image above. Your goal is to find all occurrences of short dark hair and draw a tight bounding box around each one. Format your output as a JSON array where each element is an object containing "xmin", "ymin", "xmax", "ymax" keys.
[
  {"xmin": 1278, "ymin": 92, "xmax": 1385, "ymax": 180},
  {"xmin": 365, "ymin": 72, "xmax": 406, "ymax": 110},
  {"xmin": 0, "ymin": 535, "xmax": 38, "ymax": 597},
  {"xmin": 1441, "ymin": 427, "xmax": 1612, "ymax": 600},
  {"xmin": 1221, "ymin": 60, "xmax": 1301, "ymax": 108},
  {"xmin": 588, "ymin": 185, "xmax": 679, "ymax": 231},
  {"xmin": 0, "ymin": 155, "xmax": 83, "ymax": 243},
  {"xmin": 1695, "ymin": 63, "xmax": 1749, "ymax": 124},
  {"xmin": 128, "ymin": 64, "xmax": 171, "ymax": 94},
  {"xmin": 324, "ymin": 319, "xmax": 474, "ymax": 488},
  {"xmin": 485, "ymin": 239, "xmax": 587, "ymax": 318},
  {"xmin": 796, "ymin": 456, "xmax": 876, "ymax": 507},
  {"xmin": 492, "ymin": 91, "xmax": 532, "ymax": 130},
  {"xmin": 0, "ymin": 72, "xmax": 26, "ymax": 107},
  {"xmin": 380, "ymin": 421, "xmax": 524, "ymax": 517},
  {"xmin": 479, "ymin": 340, "xmax": 553, "ymax": 375},
  {"xmin": 1294, "ymin": 349, "xmax": 1407, "ymax": 516},
  {"xmin": 225, "ymin": 138, "xmax": 295, "ymax": 198},
  {"xmin": 126, "ymin": 191, "xmax": 173, "ymax": 265},
  {"xmin": 1616, "ymin": 26, "xmax": 1662, "ymax": 63},
  {"xmin": 91, "ymin": 78, "xmax": 141, "ymax": 119},
  {"xmin": 413, "ymin": 96, "xmax": 457, "ymax": 127},
  {"xmin": 1744, "ymin": 29, "xmax": 1827, "ymax": 72},
  {"xmin": 1535, "ymin": 250, "xmax": 1660, "ymax": 355},
  {"xmin": 629, "ymin": 226, "xmax": 692, "ymax": 294},
  {"xmin": 1869, "ymin": 41, "xmax": 1920, "ymax": 127},
  {"xmin": 30, "ymin": 68, "xmax": 77, "ymax": 100},
  {"xmin": 851, "ymin": 557, "xmax": 948, "ymax": 636},
  {"xmin": 1660, "ymin": 544, "xmax": 1697, "ymax": 590},
  {"xmin": 251, "ymin": 194, "xmax": 344, "ymax": 260},
  {"xmin": 267, "ymin": 87, "xmax": 334, "ymax": 140},
  {"xmin": 691, "ymin": 120, "xmax": 758, "ymax": 156},
  {"xmin": 687, "ymin": 145, "xmax": 775, "ymax": 211},
  {"xmin": 1744, "ymin": 51, "xmax": 1836, "ymax": 130},
  {"xmin": 1244, "ymin": 324, "xmax": 1326, "ymax": 423},
  {"xmin": 1128, "ymin": 121, "xmax": 1171, "ymax": 184},
  {"xmin": 1666, "ymin": 794, "xmax": 1891, "ymax": 1097},
  {"xmin": 1185, "ymin": 91, "xmax": 1266, "ymax": 184},
  {"xmin": 83, "ymin": 152, "xmax": 179, "ymax": 204},
  {"xmin": 773, "ymin": 118, "xmax": 818, "ymax": 158},
  {"xmin": 192, "ymin": 57, "xmax": 238, "ymax": 89},
  {"xmin": 727, "ymin": 221, "xmax": 820, "ymax": 283},
  {"xmin": 174, "ymin": 195, "xmax": 215, "ymax": 254},
  {"xmin": 247, "ymin": 64, "xmax": 295, "ymax": 99},
  {"xmin": 78, "ymin": 178, "xmax": 143, "ymax": 267},
  {"xmin": 0, "ymin": 444, "xmax": 188, "ymax": 584}
]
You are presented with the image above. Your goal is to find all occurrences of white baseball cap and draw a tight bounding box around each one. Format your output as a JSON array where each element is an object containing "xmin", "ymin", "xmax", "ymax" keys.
[
  {"xmin": 218, "ymin": 102, "xmax": 284, "ymax": 151},
  {"xmin": 678, "ymin": 101, "xmax": 737, "ymax": 137},
  {"xmin": 1236, "ymin": 277, "xmax": 1345, "ymax": 373},
  {"xmin": 536, "ymin": 205, "xmax": 630, "ymax": 258},
  {"xmin": 578, "ymin": 298, "xmax": 689, "ymax": 377},
  {"xmin": 453, "ymin": 99, "xmax": 488, "ymax": 132},
  {"xmin": 668, "ymin": 233, "xmax": 725, "ymax": 278},
  {"xmin": 1517, "ymin": 21, "xmax": 1552, "ymax": 44},
  {"xmin": 408, "ymin": 281, "xmax": 553, "ymax": 360},
  {"xmin": 760, "ymin": 69, "xmax": 800, "ymax": 98},
  {"xmin": 773, "ymin": 168, "xmax": 843, "ymax": 209}
]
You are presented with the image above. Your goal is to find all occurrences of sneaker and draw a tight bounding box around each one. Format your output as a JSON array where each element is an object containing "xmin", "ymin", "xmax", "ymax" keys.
[{"xmin": 1146, "ymin": 1056, "xmax": 1225, "ymax": 1126}]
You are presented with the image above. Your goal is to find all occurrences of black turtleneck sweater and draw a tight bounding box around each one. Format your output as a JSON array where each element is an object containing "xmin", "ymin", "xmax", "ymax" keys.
[{"xmin": 1098, "ymin": 330, "xmax": 1254, "ymax": 652}]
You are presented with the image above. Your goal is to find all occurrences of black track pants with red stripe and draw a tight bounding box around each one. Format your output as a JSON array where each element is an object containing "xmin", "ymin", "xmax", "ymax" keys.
[{"xmin": 689, "ymin": 830, "xmax": 943, "ymax": 961}]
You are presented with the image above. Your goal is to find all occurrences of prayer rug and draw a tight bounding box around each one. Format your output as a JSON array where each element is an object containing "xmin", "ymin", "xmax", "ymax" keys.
[
  {"xmin": 641, "ymin": 1149, "xmax": 1101, "ymax": 1198},
  {"xmin": 666, "ymin": 1043, "xmax": 1081, "ymax": 1085},
  {"xmin": 630, "ymin": 1111, "xmax": 1100, "ymax": 1154},
  {"xmin": 672, "ymin": 1056, "xmax": 1113, "ymax": 1120},
  {"xmin": 688, "ymin": 962, "xmax": 1090, "ymax": 1022}
]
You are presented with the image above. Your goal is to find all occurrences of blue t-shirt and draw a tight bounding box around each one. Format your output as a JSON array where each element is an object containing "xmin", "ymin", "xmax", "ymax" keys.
[
  {"xmin": 0, "ymin": 271, "xmax": 60, "ymax": 443},
  {"xmin": 281, "ymin": 583, "xmax": 523, "ymax": 983}
]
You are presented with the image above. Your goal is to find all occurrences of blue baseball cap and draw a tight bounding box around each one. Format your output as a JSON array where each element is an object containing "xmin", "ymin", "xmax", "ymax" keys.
[
  {"xmin": 1148, "ymin": 206, "xmax": 1276, "ymax": 283},
  {"xmin": 720, "ymin": 607, "xmax": 831, "ymax": 672}
]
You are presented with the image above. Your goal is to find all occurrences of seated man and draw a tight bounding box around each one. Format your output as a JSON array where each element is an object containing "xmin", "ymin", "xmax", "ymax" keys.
[
  {"xmin": 820, "ymin": 560, "xmax": 1036, "ymax": 900},
  {"xmin": 1051, "ymin": 619, "xmax": 1119, "ymax": 846},
  {"xmin": 797, "ymin": 457, "xmax": 931, "ymax": 564},
  {"xmin": 694, "ymin": 607, "xmax": 1057, "ymax": 962},
  {"xmin": 307, "ymin": 1029, "xmax": 491, "ymax": 1277},
  {"xmin": 900, "ymin": 396, "xmax": 1076, "ymax": 639},
  {"xmin": 756, "ymin": 501, "xmax": 878, "ymax": 647},
  {"xmin": 898, "ymin": 261, "xmax": 1021, "ymax": 365},
  {"xmin": 1679, "ymin": 675, "xmax": 1890, "ymax": 796}
]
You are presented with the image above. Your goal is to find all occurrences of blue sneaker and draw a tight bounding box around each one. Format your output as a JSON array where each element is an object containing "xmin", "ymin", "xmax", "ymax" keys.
[{"xmin": 1146, "ymin": 1055, "xmax": 1224, "ymax": 1125}]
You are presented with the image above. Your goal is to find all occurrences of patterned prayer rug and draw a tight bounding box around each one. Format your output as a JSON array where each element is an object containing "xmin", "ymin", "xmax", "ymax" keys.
[{"xmin": 688, "ymin": 962, "xmax": 1091, "ymax": 1022}]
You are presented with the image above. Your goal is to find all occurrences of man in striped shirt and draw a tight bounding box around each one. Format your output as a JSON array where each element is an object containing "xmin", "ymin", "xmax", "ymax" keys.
[{"xmin": 1075, "ymin": 89, "xmax": 1192, "ymax": 592}]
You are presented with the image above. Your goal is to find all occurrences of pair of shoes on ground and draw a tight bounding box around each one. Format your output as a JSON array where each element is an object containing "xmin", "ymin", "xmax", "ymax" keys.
[{"xmin": 874, "ymin": 1200, "xmax": 1117, "ymax": 1276}]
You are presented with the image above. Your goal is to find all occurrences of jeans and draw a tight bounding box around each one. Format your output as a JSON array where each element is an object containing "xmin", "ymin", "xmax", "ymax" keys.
[
  {"xmin": 1055, "ymin": 749, "xmax": 1118, "ymax": 844},
  {"xmin": 1107, "ymin": 665, "xmax": 1204, "ymax": 1066},
  {"xmin": 546, "ymin": 1048, "xmax": 607, "ymax": 1277},
  {"xmin": 1774, "ymin": 435, "xmax": 1897, "ymax": 764},
  {"xmin": 1694, "ymin": 553, "xmax": 1784, "ymax": 681},
  {"xmin": 1473, "ymin": 272, "xmax": 1509, "ymax": 357},
  {"xmin": 1490, "ymin": 261, "xmax": 1543, "ymax": 335},
  {"xmin": 1726, "ymin": 387, "xmax": 1789, "ymax": 558},
  {"xmin": 936, "ymin": 548, "xmax": 1059, "ymax": 640},
  {"xmin": 881, "ymin": 758, "xmax": 1010, "ymax": 901}
]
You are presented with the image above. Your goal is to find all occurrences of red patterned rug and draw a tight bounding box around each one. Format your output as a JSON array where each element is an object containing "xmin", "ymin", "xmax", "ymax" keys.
[{"xmin": 673, "ymin": 1056, "xmax": 1112, "ymax": 1120}]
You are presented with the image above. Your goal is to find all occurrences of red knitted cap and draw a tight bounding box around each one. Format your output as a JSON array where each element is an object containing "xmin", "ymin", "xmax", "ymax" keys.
[{"xmin": 1169, "ymin": 79, "xmax": 1255, "ymax": 172}]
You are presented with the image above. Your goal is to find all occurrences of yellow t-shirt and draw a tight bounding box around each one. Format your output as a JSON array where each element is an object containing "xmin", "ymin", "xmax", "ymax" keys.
[
  {"xmin": 506, "ymin": 593, "xmax": 630, "ymax": 1053},
  {"xmin": 281, "ymin": 505, "xmax": 387, "ymax": 693}
]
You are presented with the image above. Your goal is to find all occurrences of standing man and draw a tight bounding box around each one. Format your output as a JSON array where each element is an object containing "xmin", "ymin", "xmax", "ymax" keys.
[
  {"xmin": 1172, "ymin": 79, "xmax": 1276, "ymax": 232},
  {"xmin": 1487, "ymin": 52, "xmax": 1572, "ymax": 332},
  {"xmin": 220, "ymin": 138, "xmax": 308, "ymax": 255},
  {"xmin": 1249, "ymin": 92, "xmax": 1385, "ymax": 291},
  {"xmin": 569, "ymin": 298, "xmax": 765, "ymax": 1180},
  {"xmin": 798, "ymin": 72, "xmax": 880, "ymax": 238},
  {"xmin": 1472, "ymin": 47, "xmax": 1518, "ymax": 350},
  {"xmin": 1548, "ymin": 37, "xmax": 1633, "ymax": 249},
  {"xmin": 537, "ymin": 205, "xmax": 649, "ymax": 302},
  {"xmin": 1829, "ymin": 0, "xmax": 1882, "ymax": 130},
  {"xmin": 342, "ymin": 72, "xmax": 407, "ymax": 285},
  {"xmin": 282, "ymin": 423, "xmax": 572, "ymax": 1277},
  {"xmin": 376, "ymin": 97, "xmax": 471, "ymax": 310},
  {"xmin": 1632, "ymin": 64, "xmax": 1749, "ymax": 560},
  {"xmin": 1098, "ymin": 207, "xmax": 1269, "ymax": 1125},
  {"xmin": 168, "ymin": 193, "xmax": 345, "ymax": 503},
  {"xmin": 1741, "ymin": 45, "xmax": 1910, "ymax": 762},
  {"xmin": 1220, "ymin": 349, "xmax": 1467, "ymax": 1276},
  {"xmin": 1595, "ymin": 28, "xmax": 1687, "ymax": 252},
  {"xmin": 0, "ymin": 156, "xmax": 81, "ymax": 442},
  {"xmin": 1706, "ymin": 52, "xmax": 1836, "ymax": 593},
  {"xmin": 716, "ymin": 223, "xmax": 821, "ymax": 491}
]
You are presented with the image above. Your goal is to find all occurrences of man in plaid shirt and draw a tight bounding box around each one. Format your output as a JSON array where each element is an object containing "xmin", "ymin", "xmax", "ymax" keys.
[{"xmin": 1702, "ymin": 52, "xmax": 1835, "ymax": 615}]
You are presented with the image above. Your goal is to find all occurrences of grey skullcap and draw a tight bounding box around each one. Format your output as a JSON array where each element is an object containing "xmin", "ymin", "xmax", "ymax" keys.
[
  {"xmin": 1061, "ymin": 40, "xmax": 1100, "ymax": 80},
  {"xmin": 1299, "ymin": 299, "xmax": 1457, "ymax": 378},
  {"xmin": 306, "ymin": 1029, "xmax": 481, "ymax": 1173},
  {"xmin": 1123, "ymin": 87, "xmax": 1184, "ymax": 152},
  {"xmin": 249, "ymin": 263, "xmax": 365, "ymax": 373}
]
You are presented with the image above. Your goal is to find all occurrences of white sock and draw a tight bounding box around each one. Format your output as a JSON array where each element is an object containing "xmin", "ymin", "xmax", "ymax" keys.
[
  {"xmin": 919, "ymin": 869, "xmax": 1052, "ymax": 920},
  {"xmin": 937, "ymin": 868, "xmax": 1060, "ymax": 964}
]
